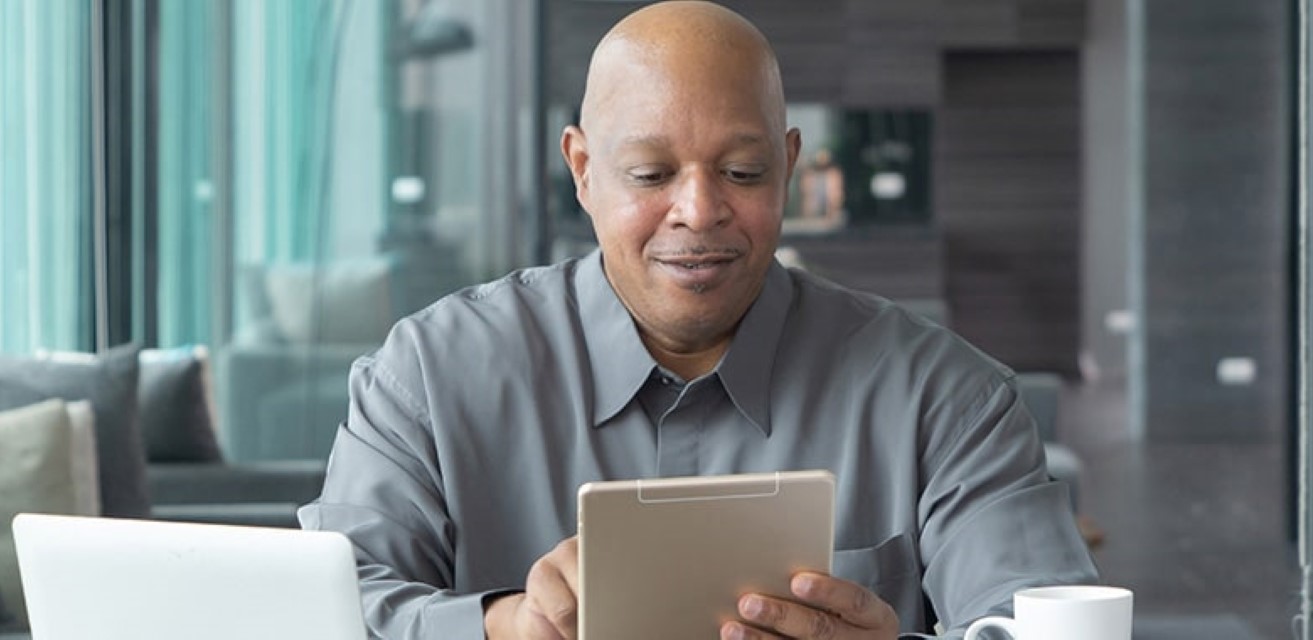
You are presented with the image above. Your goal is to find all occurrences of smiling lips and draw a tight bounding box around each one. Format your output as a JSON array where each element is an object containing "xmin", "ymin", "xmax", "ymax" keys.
[{"xmin": 654, "ymin": 251, "xmax": 741, "ymax": 289}]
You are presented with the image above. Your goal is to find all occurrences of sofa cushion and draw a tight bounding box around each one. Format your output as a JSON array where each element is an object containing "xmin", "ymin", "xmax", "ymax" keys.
[
  {"xmin": 0, "ymin": 344, "xmax": 150, "ymax": 517},
  {"xmin": 264, "ymin": 258, "xmax": 395, "ymax": 345},
  {"xmin": 0, "ymin": 400, "xmax": 77, "ymax": 627},
  {"xmin": 139, "ymin": 347, "xmax": 222, "ymax": 463},
  {"xmin": 64, "ymin": 401, "xmax": 100, "ymax": 517}
]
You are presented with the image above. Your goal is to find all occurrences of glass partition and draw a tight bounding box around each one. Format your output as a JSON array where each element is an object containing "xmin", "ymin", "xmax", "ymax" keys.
[{"xmin": 107, "ymin": 0, "xmax": 539, "ymax": 462}]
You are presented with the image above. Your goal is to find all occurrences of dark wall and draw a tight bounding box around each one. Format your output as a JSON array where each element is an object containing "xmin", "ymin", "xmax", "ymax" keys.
[
  {"xmin": 544, "ymin": 0, "xmax": 1087, "ymax": 374},
  {"xmin": 937, "ymin": 52, "xmax": 1082, "ymax": 375},
  {"xmin": 1140, "ymin": 0, "xmax": 1289, "ymax": 441},
  {"xmin": 547, "ymin": 0, "xmax": 1085, "ymax": 107}
]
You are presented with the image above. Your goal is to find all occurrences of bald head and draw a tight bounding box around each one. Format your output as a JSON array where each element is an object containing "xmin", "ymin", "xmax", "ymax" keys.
[{"xmin": 579, "ymin": 1, "xmax": 787, "ymax": 135}]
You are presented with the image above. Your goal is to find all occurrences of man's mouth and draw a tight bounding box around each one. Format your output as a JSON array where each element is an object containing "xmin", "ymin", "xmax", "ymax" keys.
[
  {"xmin": 655, "ymin": 248, "xmax": 742, "ymax": 266},
  {"xmin": 653, "ymin": 252, "xmax": 741, "ymax": 289},
  {"xmin": 665, "ymin": 257, "xmax": 735, "ymax": 270}
]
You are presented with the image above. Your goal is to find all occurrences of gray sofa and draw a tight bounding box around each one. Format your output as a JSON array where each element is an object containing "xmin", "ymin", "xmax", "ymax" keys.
[
  {"xmin": 148, "ymin": 459, "xmax": 325, "ymax": 528},
  {"xmin": 217, "ymin": 345, "xmax": 360, "ymax": 462}
]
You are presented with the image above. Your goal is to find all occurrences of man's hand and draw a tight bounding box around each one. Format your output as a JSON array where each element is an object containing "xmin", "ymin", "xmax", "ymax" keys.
[
  {"xmin": 720, "ymin": 572, "xmax": 899, "ymax": 640},
  {"xmin": 485, "ymin": 537, "xmax": 580, "ymax": 640}
]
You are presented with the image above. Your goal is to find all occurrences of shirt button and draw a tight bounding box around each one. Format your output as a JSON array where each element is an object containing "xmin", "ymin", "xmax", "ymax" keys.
[{"xmin": 660, "ymin": 376, "xmax": 673, "ymax": 385}]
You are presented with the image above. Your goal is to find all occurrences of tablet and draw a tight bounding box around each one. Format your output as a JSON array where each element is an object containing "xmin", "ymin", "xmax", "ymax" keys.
[{"xmin": 577, "ymin": 470, "xmax": 835, "ymax": 639}]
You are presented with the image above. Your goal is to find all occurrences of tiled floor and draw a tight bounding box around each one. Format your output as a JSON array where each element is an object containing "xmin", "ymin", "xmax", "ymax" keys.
[{"xmin": 1059, "ymin": 378, "xmax": 1299, "ymax": 640}]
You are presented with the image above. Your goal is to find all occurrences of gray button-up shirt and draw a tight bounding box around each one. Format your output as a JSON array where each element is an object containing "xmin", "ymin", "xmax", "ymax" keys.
[{"xmin": 300, "ymin": 250, "xmax": 1097, "ymax": 639}]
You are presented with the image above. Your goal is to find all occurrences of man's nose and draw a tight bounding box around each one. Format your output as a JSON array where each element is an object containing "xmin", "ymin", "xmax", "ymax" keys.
[{"xmin": 669, "ymin": 168, "xmax": 730, "ymax": 231}]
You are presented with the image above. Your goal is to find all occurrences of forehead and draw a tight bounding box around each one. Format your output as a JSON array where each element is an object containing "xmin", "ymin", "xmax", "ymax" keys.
[
  {"xmin": 610, "ymin": 132, "xmax": 773, "ymax": 157},
  {"xmin": 589, "ymin": 65, "xmax": 780, "ymax": 155},
  {"xmin": 581, "ymin": 26, "xmax": 785, "ymax": 150}
]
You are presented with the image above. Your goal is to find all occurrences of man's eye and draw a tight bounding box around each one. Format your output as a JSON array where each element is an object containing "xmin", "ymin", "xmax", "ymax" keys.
[
  {"xmin": 627, "ymin": 170, "xmax": 669, "ymax": 186},
  {"xmin": 725, "ymin": 168, "xmax": 765, "ymax": 184}
]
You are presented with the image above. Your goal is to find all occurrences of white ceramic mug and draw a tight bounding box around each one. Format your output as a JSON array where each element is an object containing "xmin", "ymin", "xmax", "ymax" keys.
[{"xmin": 963, "ymin": 585, "xmax": 1133, "ymax": 640}]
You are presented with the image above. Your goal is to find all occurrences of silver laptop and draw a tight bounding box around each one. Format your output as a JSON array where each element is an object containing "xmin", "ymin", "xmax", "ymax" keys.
[{"xmin": 13, "ymin": 513, "xmax": 367, "ymax": 640}]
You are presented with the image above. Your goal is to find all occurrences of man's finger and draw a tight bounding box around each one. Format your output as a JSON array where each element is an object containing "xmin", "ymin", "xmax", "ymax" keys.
[
  {"xmin": 720, "ymin": 619, "xmax": 788, "ymax": 640},
  {"xmin": 554, "ymin": 537, "xmax": 581, "ymax": 595},
  {"xmin": 513, "ymin": 596, "xmax": 567, "ymax": 640},
  {"xmin": 736, "ymin": 593, "xmax": 847, "ymax": 639},
  {"xmin": 790, "ymin": 572, "xmax": 897, "ymax": 631},
  {"xmin": 524, "ymin": 552, "xmax": 579, "ymax": 637}
]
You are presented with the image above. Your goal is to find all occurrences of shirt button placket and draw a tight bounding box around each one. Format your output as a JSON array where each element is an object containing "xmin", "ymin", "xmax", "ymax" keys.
[{"xmin": 656, "ymin": 386, "xmax": 701, "ymax": 478}]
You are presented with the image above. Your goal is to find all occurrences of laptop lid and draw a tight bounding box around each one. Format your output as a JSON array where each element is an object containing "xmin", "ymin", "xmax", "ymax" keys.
[{"xmin": 13, "ymin": 513, "xmax": 366, "ymax": 640}]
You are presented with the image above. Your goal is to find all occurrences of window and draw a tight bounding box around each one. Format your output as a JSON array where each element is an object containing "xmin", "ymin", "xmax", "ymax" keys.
[
  {"xmin": 0, "ymin": 0, "xmax": 95, "ymax": 354},
  {"xmin": 2, "ymin": 0, "xmax": 542, "ymax": 462}
]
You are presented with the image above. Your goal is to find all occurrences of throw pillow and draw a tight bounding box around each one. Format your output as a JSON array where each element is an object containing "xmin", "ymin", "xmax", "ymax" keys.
[
  {"xmin": 0, "ymin": 343, "xmax": 150, "ymax": 517},
  {"xmin": 0, "ymin": 399, "xmax": 77, "ymax": 627},
  {"xmin": 264, "ymin": 258, "xmax": 395, "ymax": 345},
  {"xmin": 65, "ymin": 400, "xmax": 101, "ymax": 517},
  {"xmin": 139, "ymin": 346, "xmax": 223, "ymax": 463}
]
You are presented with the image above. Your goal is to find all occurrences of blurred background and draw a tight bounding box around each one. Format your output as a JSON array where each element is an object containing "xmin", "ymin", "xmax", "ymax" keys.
[{"xmin": 0, "ymin": 0, "xmax": 1299, "ymax": 637}]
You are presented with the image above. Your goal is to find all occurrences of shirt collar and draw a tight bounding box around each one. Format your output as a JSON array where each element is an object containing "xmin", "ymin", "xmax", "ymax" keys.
[
  {"xmin": 577, "ymin": 250, "xmax": 659, "ymax": 427},
  {"xmin": 576, "ymin": 249, "xmax": 794, "ymax": 435},
  {"xmin": 715, "ymin": 259, "xmax": 792, "ymax": 437}
]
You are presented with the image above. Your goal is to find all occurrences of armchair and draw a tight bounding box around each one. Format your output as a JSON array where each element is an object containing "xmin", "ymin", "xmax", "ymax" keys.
[{"xmin": 217, "ymin": 256, "xmax": 400, "ymax": 462}]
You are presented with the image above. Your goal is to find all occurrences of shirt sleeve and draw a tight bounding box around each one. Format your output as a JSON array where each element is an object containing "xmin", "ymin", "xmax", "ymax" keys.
[
  {"xmin": 298, "ymin": 353, "xmax": 500, "ymax": 639},
  {"xmin": 915, "ymin": 375, "xmax": 1099, "ymax": 634}
]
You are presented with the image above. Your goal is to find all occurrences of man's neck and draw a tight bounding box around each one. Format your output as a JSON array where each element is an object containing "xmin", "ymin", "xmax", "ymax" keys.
[{"xmin": 639, "ymin": 333, "xmax": 729, "ymax": 381}]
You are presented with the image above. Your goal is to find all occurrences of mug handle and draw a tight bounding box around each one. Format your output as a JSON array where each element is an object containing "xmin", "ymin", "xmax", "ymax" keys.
[{"xmin": 964, "ymin": 615, "xmax": 1020, "ymax": 640}]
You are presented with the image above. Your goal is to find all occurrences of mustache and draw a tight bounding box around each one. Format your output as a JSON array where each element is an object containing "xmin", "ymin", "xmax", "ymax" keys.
[{"xmin": 649, "ymin": 246, "xmax": 745, "ymax": 260}]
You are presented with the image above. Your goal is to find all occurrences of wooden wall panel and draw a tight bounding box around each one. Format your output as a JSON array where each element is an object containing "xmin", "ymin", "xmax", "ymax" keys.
[
  {"xmin": 845, "ymin": 0, "xmax": 943, "ymax": 46},
  {"xmin": 544, "ymin": 2, "xmax": 629, "ymax": 105},
  {"xmin": 1018, "ymin": 0, "xmax": 1086, "ymax": 44},
  {"xmin": 940, "ymin": 0, "xmax": 1017, "ymax": 47},
  {"xmin": 779, "ymin": 230, "xmax": 945, "ymax": 302},
  {"xmin": 839, "ymin": 47, "xmax": 941, "ymax": 106},
  {"xmin": 937, "ymin": 51, "xmax": 1082, "ymax": 375},
  {"xmin": 545, "ymin": 0, "xmax": 1085, "ymax": 108}
]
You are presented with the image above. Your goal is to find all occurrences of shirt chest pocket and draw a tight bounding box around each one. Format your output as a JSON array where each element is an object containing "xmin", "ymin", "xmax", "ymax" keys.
[{"xmin": 831, "ymin": 534, "xmax": 924, "ymax": 629}]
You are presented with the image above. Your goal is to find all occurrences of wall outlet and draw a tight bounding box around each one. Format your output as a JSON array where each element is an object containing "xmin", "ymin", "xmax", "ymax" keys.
[{"xmin": 1216, "ymin": 357, "xmax": 1257, "ymax": 386}]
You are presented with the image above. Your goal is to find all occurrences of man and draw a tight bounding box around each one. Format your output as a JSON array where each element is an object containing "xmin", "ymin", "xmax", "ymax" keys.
[{"xmin": 300, "ymin": 2, "xmax": 1098, "ymax": 639}]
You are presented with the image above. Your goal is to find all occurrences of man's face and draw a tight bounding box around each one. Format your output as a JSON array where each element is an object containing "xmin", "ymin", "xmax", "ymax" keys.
[{"xmin": 563, "ymin": 55, "xmax": 801, "ymax": 353}]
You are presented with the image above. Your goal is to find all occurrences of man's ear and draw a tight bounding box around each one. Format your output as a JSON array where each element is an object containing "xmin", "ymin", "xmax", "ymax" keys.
[
  {"xmin": 561, "ymin": 125, "xmax": 592, "ymax": 212},
  {"xmin": 784, "ymin": 127, "xmax": 803, "ymax": 182}
]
